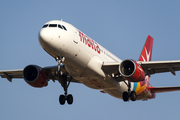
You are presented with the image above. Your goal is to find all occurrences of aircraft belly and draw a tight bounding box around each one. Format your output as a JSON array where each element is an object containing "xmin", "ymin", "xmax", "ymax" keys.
[
  {"xmin": 75, "ymin": 75, "xmax": 121, "ymax": 90},
  {"xmin": 104, "ymin": 89, "xmax": 123, "ymax": 99},
  {"xmin": 103, "ymin": 81, "xmax": 129, "ymax": 99}
]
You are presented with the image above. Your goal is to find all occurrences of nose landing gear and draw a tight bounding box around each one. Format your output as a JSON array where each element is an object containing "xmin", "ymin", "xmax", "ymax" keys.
[
  {"xmin": 58, "ymin": 75, "xmax": 73, "ymax": 105},
  {"xmin": 59, "ymin": 94, "xmax": 73, "ymax": 105},
  {"xmin": 56, "ymin": 56, "xmax": 74, "ymax": 105}
]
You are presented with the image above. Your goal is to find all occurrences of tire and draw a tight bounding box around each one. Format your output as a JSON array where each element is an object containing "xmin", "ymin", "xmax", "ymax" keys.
[
  {"xmin": 59, "ymin": 95, "xmax": 65, "ymax": 105},
  {"xmin": 67, "ymin": 94, "xmax": 73, "ymax": 105},
  {"xmin": 123, "ymin": 92, "xmax": 129, "ymax": 102},
  {"xmin": 130, "ymin": 91, "xmax": 136, "ymax": 101}
]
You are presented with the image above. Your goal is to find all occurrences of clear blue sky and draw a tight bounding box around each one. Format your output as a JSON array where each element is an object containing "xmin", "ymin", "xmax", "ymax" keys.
[{"xmin": 1, "ymin": 1, "xmax": 180, "ymax": 120}]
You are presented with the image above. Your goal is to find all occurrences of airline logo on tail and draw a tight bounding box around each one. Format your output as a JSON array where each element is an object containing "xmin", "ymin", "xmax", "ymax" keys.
[{"xmin": 139, "ymin": 35, "xmax": 153, "ymax": 62}]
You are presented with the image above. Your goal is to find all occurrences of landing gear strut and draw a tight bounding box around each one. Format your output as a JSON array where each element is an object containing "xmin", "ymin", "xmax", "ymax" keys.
[
  {"xmin": 56, "ymin": 56, "xmax": 73, "ymax": 105},
  {"xmin": 56, "ymin": 56, "xmax": 65, "ymax": 76},
  {"xmin": 122, "ymin": 81, "xmax": 136, "ymax": 102},
  {"xmin": 58, "ymin": 75, "xmax": 73, "ymax": 105}
]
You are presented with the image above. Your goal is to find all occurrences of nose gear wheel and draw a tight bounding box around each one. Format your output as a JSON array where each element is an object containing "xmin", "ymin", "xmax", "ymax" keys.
[
  {"xmin": 57, "ymin": 75, "xmax": 73, "ymax": 105},
  {"xmin": 59, "ymin": 94, "xmax": 73, "ymax": 105}
]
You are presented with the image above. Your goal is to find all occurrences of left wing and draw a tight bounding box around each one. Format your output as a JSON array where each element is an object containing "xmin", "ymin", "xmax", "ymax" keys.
[
  {"xmin": 102, "ymin": 60, "xmax": 180, "ymax": 76},
  {"xmin": 0, "ymin": 65, "xmax": 79, "ymax": 83},
  {"xmin": 137, "ymin": 60, "xmax": 180, "ymax": 76},
  {"xmin": 148, "ymin": 86, "xmax": 180, "ymax": 93}
]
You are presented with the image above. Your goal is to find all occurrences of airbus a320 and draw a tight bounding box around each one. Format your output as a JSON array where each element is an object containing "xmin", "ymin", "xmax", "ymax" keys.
[{"xmin": 1, "ymin": 20, "xmax": 180, "ymax": 105}]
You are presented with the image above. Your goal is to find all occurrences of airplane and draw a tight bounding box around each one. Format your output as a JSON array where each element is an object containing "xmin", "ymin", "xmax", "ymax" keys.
[{"xmin": 1, "ymin": 20, "xmax": 180, "ymax": 105}]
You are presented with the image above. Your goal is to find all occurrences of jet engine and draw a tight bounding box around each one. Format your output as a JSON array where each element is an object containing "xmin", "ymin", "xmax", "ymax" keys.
[
  {"xmin": 119, "ymin": 59, "xmax": 145, "ymax": 82},
  {"xmin": 23, "ymin": 65, "xmax": 48, "ymax": 87}
]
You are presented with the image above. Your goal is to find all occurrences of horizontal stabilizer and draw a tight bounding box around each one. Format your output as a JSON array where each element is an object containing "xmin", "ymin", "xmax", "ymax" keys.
[{"xmin": 148, "ymin": 86, "xmax": 180, "ymax": 93}]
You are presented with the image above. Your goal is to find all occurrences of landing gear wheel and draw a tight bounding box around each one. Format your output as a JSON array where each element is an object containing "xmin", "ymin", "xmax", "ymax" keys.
[
  {"xmin": 55, "ymin": 57, "xmax": 74, "ymax": 105},
  {"xmin": 123, "ymin": 92, "xmax": 129, "ymax": 102},
  {"xmin": 59, "ymin": 95, "xmax": 65, "ymax": 105},
  {"xmin": 67, "ymin": 94, "xmax": 73, "ymax": 105},
  {"xmin": 130, "ymin": 91, "xmax": 136, "ymax": 101},
  {"xmin": 123, "ymin": 91, "xmax": 137, "ymax": 102},
  {"xmin": 123, "ymin": 81, "xmax": 137, "ymax": 102}
]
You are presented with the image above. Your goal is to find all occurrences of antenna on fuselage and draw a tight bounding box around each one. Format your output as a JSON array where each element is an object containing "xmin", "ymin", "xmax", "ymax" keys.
[{"xmin": 61, "ymin": 19, "xmax": 63, "ymax": 21}]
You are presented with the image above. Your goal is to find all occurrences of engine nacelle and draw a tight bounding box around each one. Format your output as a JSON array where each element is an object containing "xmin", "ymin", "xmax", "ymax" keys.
[
  {"xmin": 119, "ymin": 59, "xmax": 145, "ymax": 82},
  {"xmin": 23, "ymin": 65, "xmax": 48, "ymax": 88}
]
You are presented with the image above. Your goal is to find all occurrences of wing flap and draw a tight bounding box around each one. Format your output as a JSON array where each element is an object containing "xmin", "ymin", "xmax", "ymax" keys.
[{"xmin": 1, "ymin": 75, "xmax": 23, "ymax": 79}]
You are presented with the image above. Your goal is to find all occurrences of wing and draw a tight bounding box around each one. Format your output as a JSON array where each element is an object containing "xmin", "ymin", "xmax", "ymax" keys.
[
  {"xmin": 0, "ymin": 65, "xmax": 80, "ymax": 83},
  {"xmin": 101, "ymin": 62, "xmax": 125, "ymax": 82},
  {"xmin": 137, "ymin": 60, "xmax": 180, "ymax": 76},
  {"xmin": 101, "ymin": 62, "xmax": 120, "ymax": 75},
  {"xmin": 148, "ymin": 86, "xmax": 180, "ymax": 93},
  {"xmin": 102, "ymin": 60, "xmax": 180, "ymax": 77},
  {"xmin": 0, "ymin": 69, "xmax": 23, "ymax": 82}
]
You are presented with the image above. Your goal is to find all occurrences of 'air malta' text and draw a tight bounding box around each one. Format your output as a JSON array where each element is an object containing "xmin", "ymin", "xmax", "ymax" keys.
[{"xmin": 78, "ymin": 31, "xmax": 100, "ymax": 54}]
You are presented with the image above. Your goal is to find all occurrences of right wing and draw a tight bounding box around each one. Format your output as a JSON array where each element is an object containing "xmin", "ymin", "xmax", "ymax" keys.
[
  {"xmin": 0, "ymin": 69, "xmax": 23, "ymax": 82},
  {"xmin": 0, "ymin": 65, "xmax": 80, "ymax": 83}
]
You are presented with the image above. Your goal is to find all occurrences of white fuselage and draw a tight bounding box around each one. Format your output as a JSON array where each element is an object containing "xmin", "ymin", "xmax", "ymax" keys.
[{"xmin": 39, "ymin": 20, "xmax": 133, "ymax": 99}]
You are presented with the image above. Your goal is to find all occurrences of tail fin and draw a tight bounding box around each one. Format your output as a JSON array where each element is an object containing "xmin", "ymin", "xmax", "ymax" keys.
[{"xmin": 139, "ymin": 35, "xmax": 153, "ymax": 61}]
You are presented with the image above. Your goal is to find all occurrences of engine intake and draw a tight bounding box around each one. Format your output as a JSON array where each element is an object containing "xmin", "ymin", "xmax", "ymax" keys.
[
  {"xmin": 119, "ymin": 59, "xmax": 145, "ymax": 82},
  {"xmin": 23, "ymin": 65, "xmax": 48, "ymax": 87}
]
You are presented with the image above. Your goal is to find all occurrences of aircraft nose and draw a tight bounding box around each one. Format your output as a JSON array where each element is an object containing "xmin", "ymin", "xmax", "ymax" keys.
[{"xmin": 39, "ymin": 28, "xmax": 52, "ymax": 45}]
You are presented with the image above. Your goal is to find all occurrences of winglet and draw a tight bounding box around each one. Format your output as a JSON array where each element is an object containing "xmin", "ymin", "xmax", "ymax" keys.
[{"xmin": 139, "ymin": 35, "xmax": 153, "ymax": 61}]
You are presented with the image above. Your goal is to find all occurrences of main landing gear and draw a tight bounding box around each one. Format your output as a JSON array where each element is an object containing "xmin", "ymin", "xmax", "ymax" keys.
[
  {"xmin": 122, "ymin": 81, "xmax": 137, "ymax": 102},
  {"xmin": 56, "ymin": 57, "xmax": 73, "ymax": 105}
]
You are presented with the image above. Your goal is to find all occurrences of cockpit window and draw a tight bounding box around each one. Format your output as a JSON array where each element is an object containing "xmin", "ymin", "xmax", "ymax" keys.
[
  {"xmin": 58, "ymin": 24, "xmax": 67, "ymax": 31},
  {"xmin": 62, "ymin": 25, "xmax": 67, "ymax": 31},
  {"xmin": 58, "ymin": 24, "xmax": 63, "ymax": 29},
  {"xmin": 42, "ymin": 24, "xmax": 48, "ymax": 28},
  {"xmin": 49, "ymin": 24, "xmax": 57, "ymax": 27},
  {"xmin": 43, "ymin": 23, "xmax": 67, "ymax": 30}
]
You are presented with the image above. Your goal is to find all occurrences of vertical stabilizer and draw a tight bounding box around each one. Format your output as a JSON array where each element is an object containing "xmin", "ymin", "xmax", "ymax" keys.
[{"xmin": 139, "ymin": 35, "xmax": 153, "ymax": 62}]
